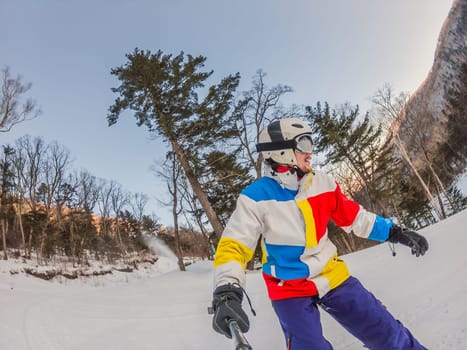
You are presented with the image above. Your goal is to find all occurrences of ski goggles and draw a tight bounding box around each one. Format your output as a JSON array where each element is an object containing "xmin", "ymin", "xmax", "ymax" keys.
[
  {"xmin": 256, "ymin": 133, "xmax": 314, "ymax": 154},
  {"xmin": 294, "ymin": 133, "xmax": 313, "ymax": 153}
]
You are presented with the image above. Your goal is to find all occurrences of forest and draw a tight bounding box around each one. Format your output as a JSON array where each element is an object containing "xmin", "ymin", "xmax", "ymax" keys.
[{"xmin": 1, "ymin": 50, "xmax": 466, "ymax": 273}]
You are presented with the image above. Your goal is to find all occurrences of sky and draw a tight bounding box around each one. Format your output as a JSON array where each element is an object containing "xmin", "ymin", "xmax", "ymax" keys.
[
  {"xmin": 1, "ymin": 209, "xmax": 466, "ymax": 349},
  {"xmin": 0, "ymin": 0, "xmax": 454, "ymax": 225}
]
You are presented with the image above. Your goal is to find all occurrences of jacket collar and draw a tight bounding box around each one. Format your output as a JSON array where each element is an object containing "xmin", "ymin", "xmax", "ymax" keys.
[{"xmin": 263, "ymin": 163, "xmax": 300, "ymax": 191}]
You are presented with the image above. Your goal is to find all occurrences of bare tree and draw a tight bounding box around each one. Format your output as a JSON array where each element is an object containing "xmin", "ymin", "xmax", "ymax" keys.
[
  {"xmin": 96, "ymin": 179, "xmax": 131, "ymax": 256},
  {"xmin": 129, "ymin": 192, "xmax": 148, "ymax": 224},
  {"xmin": 1, "ymin": 66, "xmax": 41, "ymax": 133},
  {"xmin": 11, "ymin": 144, "xmax": 27, "ymax": 254},
  {"xmin": 14, "ymin": 136, "xmax": 46, "ymax": 212},
  {"xmin": 180, "ymin": 179, "xmax": 215, "ymax": 260},
  {"xmin": 0, "ymin": 145, "xmax": 15, "ymax": 259},
  {"xmin": 43, "ymin": 142, "xmax": 71, "ymax": 226},
  {"xmin": 75, "ymin": 170, "xmax": 99, "ymax": 214},
  {"xmin": 230, "ymin": 70, "xmax": 298, "ymax": 269},
  {"xmin": 71, "ymin": 170, "xmax": 100, "ymax": 261},
  {"xmin": 35, "ymin": 142, "xmax": 71, "ymax": 256},
  {"xmin": 370, "ymin": 84, "xmax": 445, "ymax": 220},
  {"xmin": 110, "ymin": 181, "xmax": 129, "ymax": 254},
  {"xmin": 95, "ymin": 178, "xmax": 115, "ymax": 244},
  {"xmin": 233, "ymin": 69, "xmax": 296, "ymax": 178},
  {"xmin": 154, "ymin": 151, "xmax": 186, "ymax": 271},
  {"xmin": 14, "ymin": 136, "xmax": 47, "ymax": 257}
]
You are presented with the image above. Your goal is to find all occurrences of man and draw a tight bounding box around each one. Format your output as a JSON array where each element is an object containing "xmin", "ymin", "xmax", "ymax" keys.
[{"xmin": 211, "ymin": 118, "xmax": 429, "ymax": 349}]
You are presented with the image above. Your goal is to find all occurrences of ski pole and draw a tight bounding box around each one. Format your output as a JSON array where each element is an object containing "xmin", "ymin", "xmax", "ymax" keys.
[{"xmin": 228, "ymin": 319, "xmax": 252, "ymax": 350}]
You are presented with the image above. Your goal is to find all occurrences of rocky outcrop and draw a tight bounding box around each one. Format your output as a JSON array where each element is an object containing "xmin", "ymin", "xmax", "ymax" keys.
[{"xmin": 398, "ymin": 0, "xmax": 466, "ymax": 169}]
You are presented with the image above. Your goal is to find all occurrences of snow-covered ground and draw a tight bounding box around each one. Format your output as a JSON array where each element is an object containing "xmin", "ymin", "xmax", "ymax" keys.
[{"xmin": 1, "ymin": 209, "xmax": 467, "ymax": 350}]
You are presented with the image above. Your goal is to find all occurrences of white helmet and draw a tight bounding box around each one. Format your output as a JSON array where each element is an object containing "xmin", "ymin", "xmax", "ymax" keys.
[{"xmin": 256, "ymin": 118, "xmax": 313, "ymax": 166}]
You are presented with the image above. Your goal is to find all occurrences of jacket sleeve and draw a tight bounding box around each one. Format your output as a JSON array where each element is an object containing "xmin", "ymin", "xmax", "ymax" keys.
[
  {"xmin": 331, "ymin": 182, "xmax": 392, "ymax": 242},
  {"xmin": 213, "ymin": 194, "xmax": 263, "ymax": 289}
]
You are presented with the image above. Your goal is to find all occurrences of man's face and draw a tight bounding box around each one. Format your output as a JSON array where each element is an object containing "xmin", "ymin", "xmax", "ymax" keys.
[{"xmin": 294, "ymin": 150, "xmax": 312, "ymax": 173}]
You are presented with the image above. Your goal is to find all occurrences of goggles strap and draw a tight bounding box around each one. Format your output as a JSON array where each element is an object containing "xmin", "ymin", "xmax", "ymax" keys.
[{"xmin": 256, "ymin": 140, "xmax": 295, "ymax": 152}]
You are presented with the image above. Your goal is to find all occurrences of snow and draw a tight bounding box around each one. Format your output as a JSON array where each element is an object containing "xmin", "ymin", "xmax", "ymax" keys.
[{"xmin": 1, "ymin": 210, "xmax": 467, "ymax": 350}]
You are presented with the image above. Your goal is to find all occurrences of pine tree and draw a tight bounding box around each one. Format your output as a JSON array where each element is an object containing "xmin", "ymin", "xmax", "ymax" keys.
[
  {"xmin": 305, "ymin": 102, "xmax": 398, "ymax": 215},
  {"xmin": 108, "ymin": 49, "xmax": 241, "ymax": 237}
]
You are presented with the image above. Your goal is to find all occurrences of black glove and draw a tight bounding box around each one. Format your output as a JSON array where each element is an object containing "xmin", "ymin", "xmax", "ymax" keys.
[
  {"xmin": 211, "ymin": 284, "xmax": 249, "ymax": 338},
  {"xmin": 388, "ymin": 225, "xmax": 429, "ymax": 257}
]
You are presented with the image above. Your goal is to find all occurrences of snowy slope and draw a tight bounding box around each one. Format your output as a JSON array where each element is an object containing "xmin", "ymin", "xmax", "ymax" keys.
[{"xmin": 1, "ymin": 210, "xmax": 466, "ymax": 350}]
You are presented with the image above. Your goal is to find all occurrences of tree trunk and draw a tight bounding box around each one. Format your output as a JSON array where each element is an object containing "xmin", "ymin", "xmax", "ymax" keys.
[
  {"xmin": 115, "ymin": 224, "xmax": 127, "ymax": 256},
  {"xmin": 39, "ymin": 227, "xmax": 47, "ymax": 259},
  {"xmin": 428, "ymin": 162, "xmax": 455, "ymax": 216},
  {"xmin": 1, "ymin": 219, "xmax": 8, "ymax": 260},
  {"xmin": 27, "ymin": 227, "xmax": 33, "ymax": 259},
  {"xmin": 17, "ymin": 200, "xmax": 26, "ymax": 253},
  {"xmin": 170, "ymin": 140, "xmax": 225, "ymax": 237},
  {"xmin": 393, "ymin": 136, "xmax": 444, "ymax": 220},
  {"xmin": 191, "ymin": 207, "xmax": 214, "ymax": 260},
  {"xmin": 172, "ymin": 208, "xmax": 186, "ymax": 272}
]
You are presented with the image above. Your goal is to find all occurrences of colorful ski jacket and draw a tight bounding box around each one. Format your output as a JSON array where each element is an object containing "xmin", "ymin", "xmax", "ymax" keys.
[{"xmin": 214, "ymin": 168, "xmax": 393, "ymax": 300}]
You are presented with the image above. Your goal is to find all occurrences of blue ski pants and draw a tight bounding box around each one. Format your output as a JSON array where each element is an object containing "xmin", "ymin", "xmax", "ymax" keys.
[{"xmin": 271, "ymin": 276, "xmax": 427, "ymax": 350}]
